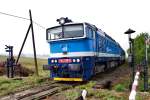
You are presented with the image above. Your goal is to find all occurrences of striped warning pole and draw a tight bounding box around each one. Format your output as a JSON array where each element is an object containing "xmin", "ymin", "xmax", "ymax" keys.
[{"xmin": 129, "ymin": 70, "xmax": 140, "ymax": 100}]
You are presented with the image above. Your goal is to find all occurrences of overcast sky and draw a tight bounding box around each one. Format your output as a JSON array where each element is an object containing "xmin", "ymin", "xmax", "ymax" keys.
[{"xmin": 0, "ymin": 0, "xmax": 150, "ymax": 56}]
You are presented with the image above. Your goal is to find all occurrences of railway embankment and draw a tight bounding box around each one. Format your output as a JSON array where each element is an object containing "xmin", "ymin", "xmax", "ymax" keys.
[
  {"xmin": 49, "ymin": 64, "xmax": 150, "ymax": 100},
  {"xmin": 0, "ymin": 55, "xmax": 150, "ymax": 100}
]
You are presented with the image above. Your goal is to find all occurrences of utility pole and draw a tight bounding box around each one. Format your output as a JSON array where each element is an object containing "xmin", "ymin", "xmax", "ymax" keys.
[
  {"xmin": 16, "ymin": 10, "xmax": 39, "ymax": 76},
  {"xmin": 29, "ymin": 10, "xmax": 39, "ymax": 76},
  {"xmin": 144, "ymin": 36, "xmax": 149, "ymax": 91}
]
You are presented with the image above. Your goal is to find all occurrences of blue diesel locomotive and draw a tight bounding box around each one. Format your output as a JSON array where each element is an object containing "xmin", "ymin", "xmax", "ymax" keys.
[{"xmin": 45, "ymin": 18, "xmax": 125, "ymax": 81}]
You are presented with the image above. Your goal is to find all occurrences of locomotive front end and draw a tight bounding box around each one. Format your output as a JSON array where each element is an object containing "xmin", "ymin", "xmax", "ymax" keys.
[
  {"xmin": 45, "ymin": 21, "xmax": 94, "ymax": 81},
  {"xmin": 48, "ymin": 57, "xmax": 83, "ymax": 81}
]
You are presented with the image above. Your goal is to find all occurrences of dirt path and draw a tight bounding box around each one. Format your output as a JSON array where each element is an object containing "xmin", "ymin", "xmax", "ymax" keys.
[{"xmin": 92, "ymin": 64, "xmax": 130, "ymax": 89}]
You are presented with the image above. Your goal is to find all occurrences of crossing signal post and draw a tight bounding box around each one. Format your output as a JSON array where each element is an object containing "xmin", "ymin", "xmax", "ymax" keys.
[
  {"xmin": 5, "ymin": 45, "xmax": 15, "ymax": 78},
  {"xmin": 124, "ymin": 28, "xmax": 136, "ymax": 90}
]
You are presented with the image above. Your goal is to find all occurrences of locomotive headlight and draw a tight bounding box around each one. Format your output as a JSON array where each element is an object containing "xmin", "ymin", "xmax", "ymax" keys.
[
  {"xmin": 59, "ymin": 18, "xmax": 65, "ymax": 25},
  {"xmin": 51, "ymin": 59, "xmax": 54, "ymax": 63},
  {"xmin": 77, "ymin": 59, "xmax": 80, "ymax": 62},
  {"xmin": 54, "ymin": 60, "xmax": 58, "ymax": 63},
  {"xmin": 57, "ymin": 17, "xmax": 72, "ymax": 25},
  {"xmin": 73, "ymin": 59, "xmax": 76, "ymax": 62},
  {"xmin": 57, "ymin": 17, "xmax": 65, "ymax": 25}
]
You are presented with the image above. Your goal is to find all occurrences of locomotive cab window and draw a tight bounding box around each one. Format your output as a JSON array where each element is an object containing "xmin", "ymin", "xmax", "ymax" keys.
[
  {"xmin": 86, "ymin": 26, "xmax": 93, "ymax": 39},
  {"xmin": 46, "ymin": 24, "xmax": 84, "ymax": 40}
]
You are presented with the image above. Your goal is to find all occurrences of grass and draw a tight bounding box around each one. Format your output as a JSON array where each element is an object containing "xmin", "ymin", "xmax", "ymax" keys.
[
  {"xmin": 64, "ymin": 81, "xmax": 128, "ymax": 100},
  {"xmin": 0, "ymin": 55, "xmax": 49, "ymax": 76},
  {"xmin": 76, "ymin": 81, "xmax": 96, "ymax": 90},
  {"xmin": 87, "ymin": 89, "xmax": 127, "ymax": 100},
  {"xmin": 1, "ymin": 56, "xmax": 150, "ymax": 99},
  {"xmin": 63, "ymin": 80, "xmax": 150, "ymax": 100},
  {"xmin": 114, "ymin": 84, "xmax": 126, "ymax": 92},
  {"xmin": 64, "ymin": 81, "xmax": 96, "ymax": 100},
  {"xmin": 0, "ymin": 76, "xmax": 51, "ymax": 96},
  {"xmin": 63, "ymin": 63, "xmax": 150, "ymax": 100},
  {"xmin": 19, "ymin": 57, "xmax": 49, "ymax": 77},
  {"xmin": 0, "ymin": 55, "xmax": 50, "ymax": 96}
]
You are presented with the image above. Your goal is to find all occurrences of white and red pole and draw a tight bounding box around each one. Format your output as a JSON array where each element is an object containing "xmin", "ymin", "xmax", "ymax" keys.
[{"xmin": 129, "ymin": 70, "xmax": 140, "ymax": 100}]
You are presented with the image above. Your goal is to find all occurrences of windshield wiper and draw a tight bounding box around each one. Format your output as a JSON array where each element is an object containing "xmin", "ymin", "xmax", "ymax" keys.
[{"xmin": 58, "ymin": 32, "xmax": 63, "ymax": 38}]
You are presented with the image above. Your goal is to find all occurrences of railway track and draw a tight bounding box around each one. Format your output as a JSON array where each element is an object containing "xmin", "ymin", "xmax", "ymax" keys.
[
  {"xmin": 0, "ymin": 81, "xmax": 79, "ymax": 100},
  {"xmin": 0, "ymin": 65, "xmax": 129, "ymax": 100},
  {"xmin": 48, "ymin": 64, "xmax": 130, "ymax": 100}
]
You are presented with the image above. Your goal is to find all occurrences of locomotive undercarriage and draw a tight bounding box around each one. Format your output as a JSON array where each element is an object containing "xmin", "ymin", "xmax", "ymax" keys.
[
  {"xmin": 50, "ymin": 64, "xmax": 83, "ymax": 78},
  {"xmin": 43, "ymin": 56, "xmax": 124, "ymax": 81}
]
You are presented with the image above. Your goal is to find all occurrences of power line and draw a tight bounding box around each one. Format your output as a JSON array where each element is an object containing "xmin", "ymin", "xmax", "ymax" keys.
[
  {"xmin": 33, "ymin": 21, "xmax": 46, "ymax": 29},
  {"xmin": 0, "ymin": 11, "xmax": 46, "ymax": 29},
  {"xmin": 0, "ymin": 11, "xmax": 29, "ymax": 20}
]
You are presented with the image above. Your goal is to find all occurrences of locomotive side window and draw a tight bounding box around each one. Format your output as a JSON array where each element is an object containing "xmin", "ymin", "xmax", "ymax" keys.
[
  {"xmin": 86, "ymin": 26, "xmax": 93, "ymax": 38},
  {"xmin": 47, "ymin": 24, "xmax": 84, "ymax": 40},
  {"xmin": 93, "ymin": 30, "xmax": 96, "ymax": 39}
]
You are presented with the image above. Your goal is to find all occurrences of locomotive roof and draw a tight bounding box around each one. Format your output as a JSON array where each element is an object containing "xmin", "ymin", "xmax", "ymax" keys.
[
  {"xmin": 84, "ymin": 23, "xmax": 118, "ymax": 44},
  {"xmin": 47, "ymin": 22, "xmax": 85, "ymax": 30},
  {"xmin": 47, "ymin": 22, "xmax": 119, "ymax": 46},
  {"xmin": 46, "ymin": 22, "xmax": 97, "ymax": 30}
]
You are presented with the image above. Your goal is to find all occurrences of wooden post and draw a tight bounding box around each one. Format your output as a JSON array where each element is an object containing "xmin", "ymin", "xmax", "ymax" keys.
[{"xmin": 29, "ymin": 10, "xmax": 39, "ymax": 76}]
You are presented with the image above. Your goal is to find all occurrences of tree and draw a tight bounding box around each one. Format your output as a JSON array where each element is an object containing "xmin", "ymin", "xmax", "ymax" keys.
[{"xmin": 128, "ymin": 32, "xmax": 150, "ymax": 64}]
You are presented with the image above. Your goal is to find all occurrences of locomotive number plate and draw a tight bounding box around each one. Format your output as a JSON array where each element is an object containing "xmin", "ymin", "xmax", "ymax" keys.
[{"xmin": 58, "ymin": 59, "xmax": 72, "ymax": 63}]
